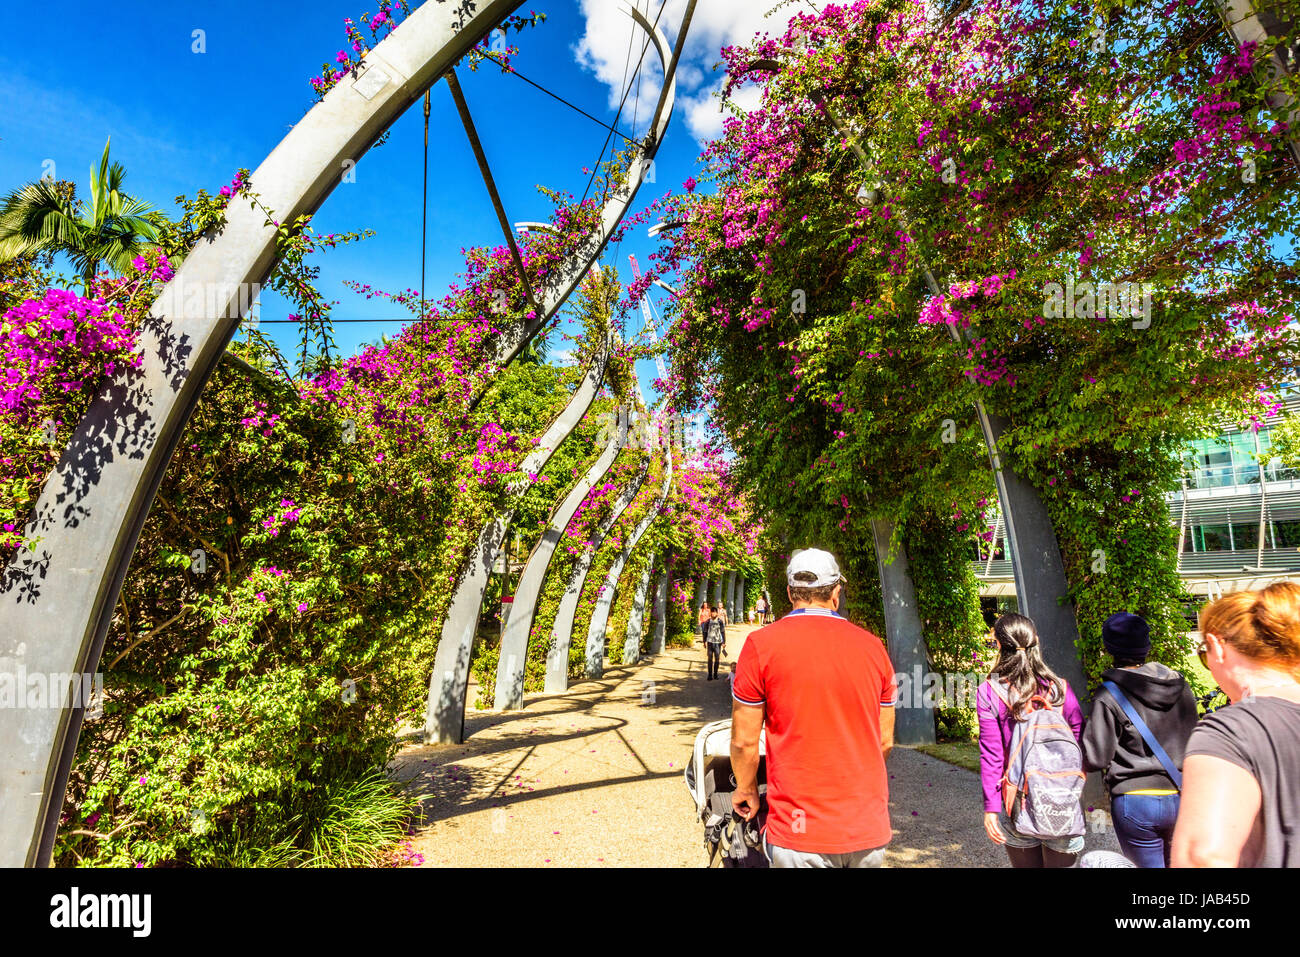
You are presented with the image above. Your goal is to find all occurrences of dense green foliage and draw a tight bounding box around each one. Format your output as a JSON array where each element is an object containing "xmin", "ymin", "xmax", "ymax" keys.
[{"xmin": 649, "ymin": 0, "xmax": 1298, "ymax": 731}]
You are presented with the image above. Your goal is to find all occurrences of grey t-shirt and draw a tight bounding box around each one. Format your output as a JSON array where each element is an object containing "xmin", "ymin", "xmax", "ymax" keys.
[{"xmin": 1184, "ymin": 695, "xmax": 1300, "ymax": 868}]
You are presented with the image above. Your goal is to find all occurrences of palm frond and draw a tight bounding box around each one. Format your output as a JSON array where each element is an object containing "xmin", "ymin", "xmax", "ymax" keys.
[
  {"xmin": 99, "ymin": 237, "xmax": 161, "ymax": 277},
  {"xmin": 107, "ymin": 161, "xmax": 128, "ymax": 195},
  {"xmin": 110, "ymin": 197, "xmax": 157, "ymax": 222},
  {"xmin": 90, "ymin": 138, "xmax": 112, "ymax": 225},
  {"xmin": 0, "ymin": 181, "xmax": 83, "ymax": 263}
]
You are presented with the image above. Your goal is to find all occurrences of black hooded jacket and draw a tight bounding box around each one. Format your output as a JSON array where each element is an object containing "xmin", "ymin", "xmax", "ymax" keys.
[{"xmin": 1082, "ymin": 663, "xmax": 1199, "ymax": 795}]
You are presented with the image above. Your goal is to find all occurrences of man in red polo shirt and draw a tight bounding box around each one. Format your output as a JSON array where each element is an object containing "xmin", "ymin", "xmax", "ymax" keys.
[{"xmin": 730, "ymin": 548, "xmax": 896, "ymax": 867}]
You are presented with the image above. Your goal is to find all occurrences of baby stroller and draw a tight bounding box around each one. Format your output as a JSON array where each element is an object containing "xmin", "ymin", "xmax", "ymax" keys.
[{"xmin": 684, "ymin": 719, "xmax": 769, "ymax": 867}]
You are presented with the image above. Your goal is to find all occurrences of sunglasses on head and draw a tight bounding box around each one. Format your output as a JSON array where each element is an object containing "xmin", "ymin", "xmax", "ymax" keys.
[{"xmin": 1196, "ymin": 632, "xmax": 1213, "ymax": 670}]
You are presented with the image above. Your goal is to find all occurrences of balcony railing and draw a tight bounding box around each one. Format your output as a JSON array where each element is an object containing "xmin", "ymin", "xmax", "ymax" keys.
[
  {"xmin": 1183, "ymin": 463, "xmax": 1300, "ymax": 490},
  {"xmin": 971, "ymin": 549, "xmax": 1300, "ymax": 583}
]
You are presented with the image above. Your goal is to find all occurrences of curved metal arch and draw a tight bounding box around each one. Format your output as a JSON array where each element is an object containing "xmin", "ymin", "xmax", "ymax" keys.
[
  {"xmin": 0, "ymin": 0, "xmax": 533, "ymax": 870},
  {"xmin": 648, "ymin": 551, "xmax": 672, "ymax": 654},
  {"xmin": 491, "ymin": 405, "xmax": 634, "ymax": 710},
  {"xmin": 479, "ymin": 0, "xmax": 686, "ymax": 379},
  {"xmin": 585, "ymin": 445, "xmax": 673, "ymax": 676},
  {"xmin": 423, "ymin": 324, "xmax": 616, "ymax": 744},
  {"xmin": 543, "ymin": 449, "xmax": 651, "ymax": 694},
  {"xmin": 622, "ymin": 554, "xmax": 656, "ymax": 661}
]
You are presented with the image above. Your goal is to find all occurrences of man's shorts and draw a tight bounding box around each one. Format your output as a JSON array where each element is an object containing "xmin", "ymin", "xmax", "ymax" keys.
[
  {"xmin": 764, "ymin": 834, "xmax": 887, "ymax": 868},
  {"xmin": 996, "ymin": 811, "xmax": 1085, "ymax": 854}
]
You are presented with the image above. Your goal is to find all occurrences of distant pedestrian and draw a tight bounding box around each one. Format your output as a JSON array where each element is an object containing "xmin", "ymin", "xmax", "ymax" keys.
[
  {"xmin": 1082, "ymin": 612, "xmax": 1197, "ymax": 868},
  {"xmin": 754, "ymin": 595, "xmax": 767, "ymax": 625},
  {"xmin": 697, "ymin": 599, "xmax": 710, "ymax": 636},
  {"xmin": 703, "ymin": 604, "xmax": 727, "ymax": 680}
]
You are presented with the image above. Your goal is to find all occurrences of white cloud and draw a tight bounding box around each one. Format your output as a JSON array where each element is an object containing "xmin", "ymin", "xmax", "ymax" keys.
[{"xmin": 573, "ymin": 0, "xmax": 834, "ymax": 147}]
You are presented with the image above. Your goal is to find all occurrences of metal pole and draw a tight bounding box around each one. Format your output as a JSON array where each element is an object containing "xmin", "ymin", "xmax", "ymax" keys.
[
  {"xmin": 445, "ymin": 68, "xmax": 538, "ymax": 313},
  {"xmin": 871, "ymin": 518, "xmax": 935, "ymax": 745},
  {"xmin": 1177, "ymin": 478, "xmax": 1189, "ymax": 573},
  {"xmin": 420, "ymin": 89, "xmax": 430, "ymax": 333},
  {"xmin": 643, "ymin": 0, "xmax": 698, "ymax": 151},
  {"xmin": 1255, "ymin": 428, "xmax": 1269, "ymax": 569},
  {"xmin": 984, "ymin": 510, "xmax": 1001, "ymax": 578}
]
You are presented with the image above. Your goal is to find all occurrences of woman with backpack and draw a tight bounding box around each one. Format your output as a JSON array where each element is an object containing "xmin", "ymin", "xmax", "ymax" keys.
[
  {"xmin": 1082, "ymin": 612, "xmax": 1198, "ymax": 868},
  {"xmin": 1172, "ymin": 582, "xmax": 1300, "ymax": 867},
  {"xmin": 977, "ymin": 612, "xmax": 1087, "ymax": 867}
]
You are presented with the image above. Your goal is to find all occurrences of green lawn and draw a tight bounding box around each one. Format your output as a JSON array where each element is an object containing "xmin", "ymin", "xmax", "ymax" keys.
[{"xmin": 911, "ymin": 740, "xmax": 980, "ymax": 773}]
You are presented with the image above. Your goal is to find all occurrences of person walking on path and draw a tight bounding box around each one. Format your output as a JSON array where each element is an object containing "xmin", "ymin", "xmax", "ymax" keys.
[
  {"xmin": 697, "ymin": 598, "xmax": 710, "ymax": 636},
  {"xmin": 729, "ymin": 548, "xmax": 896, "ymax": 867},
  {"xmin": 977, "ymin": 612, "xmax": 1086, "ymax": 868},
  {"xmin": 1173, "ymin": 582, "xmax": 1300, "ymax": 867},
  {"xmin": 1082, "ymin": 612, "xmax": 1198, "ymax": 868},
  {"xmin": 703, "ymin": 604, "xmax": 727, "ymax": 681},
  {"xmin": 753, "ymin": 595, "xmax": 766, "ymax": 625}
]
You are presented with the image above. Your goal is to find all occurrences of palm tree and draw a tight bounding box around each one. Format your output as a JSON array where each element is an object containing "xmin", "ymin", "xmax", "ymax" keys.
[{"xmin": 0, "ymin": 138, "xmax": 160, "ymax": 290}]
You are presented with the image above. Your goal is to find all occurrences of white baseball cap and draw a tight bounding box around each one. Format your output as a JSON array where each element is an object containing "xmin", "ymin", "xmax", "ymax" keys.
[{"xmin": 786, "ymin": 548, "xmax": 843, "ymax": 588}]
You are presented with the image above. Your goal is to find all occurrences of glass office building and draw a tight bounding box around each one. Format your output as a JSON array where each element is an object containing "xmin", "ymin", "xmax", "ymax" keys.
[
  {"xmin": 973, "ymin": 389, "xmax": 1300, "ymax": 599},
  {"xmin": 1174, "ymin": 390, "xmax": 1300, "ymax": 581}
]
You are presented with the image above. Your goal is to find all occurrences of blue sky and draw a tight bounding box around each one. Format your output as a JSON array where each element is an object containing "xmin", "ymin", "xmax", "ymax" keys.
[{"xmin": 0, "ymin": 0, "xmax": 822, "ymax": 402}]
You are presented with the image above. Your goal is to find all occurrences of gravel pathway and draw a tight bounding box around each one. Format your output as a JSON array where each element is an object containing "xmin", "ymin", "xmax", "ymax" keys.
[{"xmin": 393, "ymin": 624, "xmax": 1121, "ymax": 867}]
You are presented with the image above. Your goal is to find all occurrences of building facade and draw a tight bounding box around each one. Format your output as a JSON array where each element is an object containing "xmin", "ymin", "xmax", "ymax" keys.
[{"xmin": 973, "ymin": 392, "xmax": 1300, "ymax": 607}]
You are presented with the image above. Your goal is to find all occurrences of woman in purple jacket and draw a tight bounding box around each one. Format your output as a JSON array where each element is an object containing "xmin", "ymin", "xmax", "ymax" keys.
[{"xmin": 977, "ymin": 612, "xmax": 1086, "ymax": 867}]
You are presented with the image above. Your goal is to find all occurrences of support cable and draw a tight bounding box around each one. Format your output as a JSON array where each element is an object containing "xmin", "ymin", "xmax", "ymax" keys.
[{"xmin": 479, "ymin": 51, "xmax": 638, "ymax": 144}]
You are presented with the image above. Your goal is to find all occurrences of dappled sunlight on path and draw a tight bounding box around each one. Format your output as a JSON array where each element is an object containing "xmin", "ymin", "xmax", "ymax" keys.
[
  {"xmin": 391, "ymin": 627, "xmax": 756, "ymax": 867},
  {"xmin": 393, "ymin": 622, "xmax": 1121, "ymax": 867}
]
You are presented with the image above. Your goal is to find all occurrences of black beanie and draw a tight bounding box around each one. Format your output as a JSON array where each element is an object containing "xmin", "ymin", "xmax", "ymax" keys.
[{"xmin": 1102, "ymin": 612, "xmax": 1150, "ymax": 659}]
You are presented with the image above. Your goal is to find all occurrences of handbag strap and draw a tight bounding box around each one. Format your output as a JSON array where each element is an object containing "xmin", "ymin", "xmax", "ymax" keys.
[{"xmin": 1101, "ymin": 680, "xmax": 1182, "ymax": 790}]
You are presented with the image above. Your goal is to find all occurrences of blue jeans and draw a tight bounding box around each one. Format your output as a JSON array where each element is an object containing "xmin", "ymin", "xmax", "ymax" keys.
[{"xmin": 1111, "ymin": 793, "xmax": 1180, "ymax": 868}]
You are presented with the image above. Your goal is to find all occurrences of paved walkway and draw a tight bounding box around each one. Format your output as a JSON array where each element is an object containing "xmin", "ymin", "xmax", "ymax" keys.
[{"xmin": 392, "ymin": 623, "xmax": 1119, "ymax": 867}]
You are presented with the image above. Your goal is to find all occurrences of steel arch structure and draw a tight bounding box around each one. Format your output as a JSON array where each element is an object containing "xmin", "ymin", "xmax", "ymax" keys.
[
  {"xmin": 425, "ymin": 0, "xmax": 684, "ymax": 739},
  {"xmin": 584, "ymin": 444, "xmax": 673, "ymax": 676},
  {"xmin": 0, "ymin": 0, "xmax": 695, "ymax": 866},
  {"xmin": 423, "ymin": 324, "xmax": 615, "ymax": 743},
  {"xmin": 544, "ymin": 449, "xmax": 650, "ymax": 693},
  {"xmin": 622, "ymin": 555, "xmax": 657, "ymax": 661},
  {"xmin": 491, "ymin": 407, "xmax": 636, "ymax": 710},
  {"xmin": 648, "ymin": 553, "xmax": 672, "ymax": 654}
]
